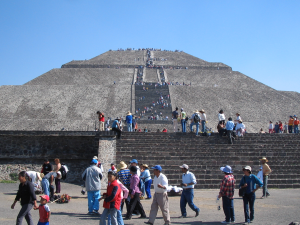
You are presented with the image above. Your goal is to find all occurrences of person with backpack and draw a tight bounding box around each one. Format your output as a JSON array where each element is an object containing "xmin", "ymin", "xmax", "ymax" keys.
[
  {"xmin": 190, "ymin": 110, "xmax": 201, "ymax": 135},
  {"xmin": 125, "ymin": 166, "xmax": 146, "ymax": 220}
]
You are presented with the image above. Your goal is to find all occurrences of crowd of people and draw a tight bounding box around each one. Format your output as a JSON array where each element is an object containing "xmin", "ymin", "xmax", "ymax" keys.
[
  {"xmin": 265, "ymin": 115, "xmax": 299, "ymax": 134},
  {"xmin": 11, "ymin": 155, "xmax": 272, "ymax": 225}
]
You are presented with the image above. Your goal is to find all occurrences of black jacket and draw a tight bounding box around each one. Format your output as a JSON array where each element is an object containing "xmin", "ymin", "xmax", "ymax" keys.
[{"xmin": 15, "ymin": 181, "xmax": 36, "ymax": 205}]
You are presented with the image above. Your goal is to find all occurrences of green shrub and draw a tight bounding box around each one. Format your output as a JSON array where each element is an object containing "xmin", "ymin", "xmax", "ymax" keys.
[{"xmin": 9, "ymin": 173, "xmax": 18, "ymax": 181}]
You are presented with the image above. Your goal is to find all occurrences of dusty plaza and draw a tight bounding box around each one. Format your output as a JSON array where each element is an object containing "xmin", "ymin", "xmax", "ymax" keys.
[{"xmin": 0, "ymin": 182, "xmax": 299, "ymax": 225}]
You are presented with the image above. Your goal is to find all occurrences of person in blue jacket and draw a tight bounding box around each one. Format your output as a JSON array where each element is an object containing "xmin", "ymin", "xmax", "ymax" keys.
[{"xmin": 239, "ymin": 166, "xmax": 263, "ymax": 224}]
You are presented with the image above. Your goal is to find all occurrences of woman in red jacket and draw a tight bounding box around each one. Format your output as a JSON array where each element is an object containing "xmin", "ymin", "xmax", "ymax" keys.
[{"xmin": 100, "ymin": 171, "xmax": 122, "ymax": 225}]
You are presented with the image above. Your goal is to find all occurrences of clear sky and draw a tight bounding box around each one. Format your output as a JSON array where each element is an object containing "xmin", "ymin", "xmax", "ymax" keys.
[{"xmin": 0, "ymin": 0, "xmax": 299, "ymax": 92}]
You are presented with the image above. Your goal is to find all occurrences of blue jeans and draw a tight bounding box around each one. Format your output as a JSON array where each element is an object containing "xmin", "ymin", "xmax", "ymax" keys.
[
  {"xmin": 140, "ymin": 179, "xmax": 145, "ymax": 196},
  {"xmin": 41, "ymin": 178, "xmax": 50, "ymax": 196},
  {"xmin": 181, "ymin": 120, "xmax": 186, "ymax": 133},
  {"xmin": 88, "ymin": 190, "xmax": 100, "ymax": 213},
  {"xmin": 201, "ymin": 120, "xmax": 206, "ymax": 132},
  {"xmin": 243, "ymin": 192, "xmax": 256, "ymax": 223},
  {"xmin": 100, "ymin": 208, "xmax": 118, "ymax": 225},
  {"xmin": 222, "ymin": 196, "xmax": 235, "ymax": 222},
  {"xmin": 108, "ymin": 209, "xmax": 124, "ymax": 225},
  {"xmin": 145, "ymin": 179, "xmax": 152, "ymax": 198},
  {"xmin": 127, "ymin": 124, "xmax": 132, "ymax": 132},
  {"xmin": 263, "ymin": 175, "xmax": 270, "ymax": 197},
  {"xmin": 294, "ymin": 125, "xmax": 299, "ymax": 134},
  {"xmin": 190, "ymin": 122, "xmax": 199, "ymax": 135},
  {"xmin": 180, "ymin": 189, "xmax": 199, "ymax": 216},
  {"xmin": 288, "ymin": 125, "xmax": 293, "ymax": 133}
]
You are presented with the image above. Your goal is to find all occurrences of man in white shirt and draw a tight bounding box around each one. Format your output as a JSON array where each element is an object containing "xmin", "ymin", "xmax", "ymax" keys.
[
  {"xmin": 144, "ymin": 165, "xmax": 170, "ymax": 225},
  {"xmin": 179, "ymin": 164, "xmax": 200, "ymax": 218}
]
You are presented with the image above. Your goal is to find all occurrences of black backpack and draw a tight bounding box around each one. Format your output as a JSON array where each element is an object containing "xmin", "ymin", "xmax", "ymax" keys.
[
  {"xmin": 194, "ymin": 114, "xmax": 200, "ymax": 123},
  {"xmin": 59, "ymin": 164, "xmax": 69, "ymax": 180}
]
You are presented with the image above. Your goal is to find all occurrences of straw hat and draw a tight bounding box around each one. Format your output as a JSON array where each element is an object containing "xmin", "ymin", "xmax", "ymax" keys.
[
  {"xmin": 200, "ymin": 109, "xmax": 205, "ymax": 113},
  {"xmin": 127, "ymin": 111, "xmax": 132, "ymax": 115},
  {"xmin": 141, "ymin": 164, "xmax": 149, "ymax": 168},
  {"xmin": 194, "ymin": 110, "xmax": 199, "ymax": 113},
  {"xmin": 93, "ymin": 156, "xmax": 98, "ymax": 160},
  {"xmin": 259, "ymin": 157, "xmax": 268, "ymax": 162},
  {"xmin": 118, "ymin": 161, "xmax": 127, "ymax": 170}
]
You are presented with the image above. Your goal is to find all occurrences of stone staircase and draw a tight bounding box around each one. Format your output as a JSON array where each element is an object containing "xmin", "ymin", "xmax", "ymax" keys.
[
  {"xmin": 135, "ymin": 83, "xmax": 172, "ymax": 120},
  {"xmin": 116, "ymin": 133, "xmax": 300, "ymax": 189}
]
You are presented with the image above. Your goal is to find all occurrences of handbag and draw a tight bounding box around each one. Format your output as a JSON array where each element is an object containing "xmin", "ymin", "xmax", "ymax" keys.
[{"xmin": 238, "ymin": 176, "xmax": 247, "ymax": 197}]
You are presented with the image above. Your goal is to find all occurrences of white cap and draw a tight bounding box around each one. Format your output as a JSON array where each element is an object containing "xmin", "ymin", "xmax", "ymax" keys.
[
  {"xmin": 179, "ymin": 164, "xmax": 189, "ymax": 170},
  {"xmin": 243, "ymin": 166, "xmax": 252, "ymax": 172}
]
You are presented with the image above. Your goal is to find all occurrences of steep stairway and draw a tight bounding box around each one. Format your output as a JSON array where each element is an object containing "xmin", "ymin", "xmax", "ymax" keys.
[{"xmin": 116, "ymin": 133, "xmax": 300, "ymax": 189}]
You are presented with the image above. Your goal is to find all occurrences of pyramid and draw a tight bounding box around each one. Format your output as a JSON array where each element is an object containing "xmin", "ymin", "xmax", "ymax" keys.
[{"xmin": 0, "ymin": 49, "xmax": 299, "ymax": 132}]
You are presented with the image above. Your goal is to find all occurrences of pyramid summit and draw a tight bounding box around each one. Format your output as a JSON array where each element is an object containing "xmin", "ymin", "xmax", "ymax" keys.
[{"xmin": 0, "ymin": 48, "xmax": 299, "ymax": 132}]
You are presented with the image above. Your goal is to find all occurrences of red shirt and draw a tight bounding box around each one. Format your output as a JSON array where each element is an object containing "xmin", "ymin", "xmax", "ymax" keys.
[
  {"xmin": 103, "ymin": 180, "xmax": 122, "ymax": 210},
  {"xmin": 219, "ymin": 174, "xmax": 235, "ymax": 199},
  {"xmin": 99, "ymin": 115, "xmax": 105, "ymax": 122},
  {"xmin": 39, "ymin": 204, "xmax": 50, "ymax": 222},
  {"xmin": 294, "ymin": 119, "xmax": 300, "ymax": 126}
]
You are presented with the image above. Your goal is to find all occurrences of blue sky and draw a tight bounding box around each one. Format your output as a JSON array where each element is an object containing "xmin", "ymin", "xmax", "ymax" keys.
[{"xmin": 0, "ymin": 0, "xmax": 299, "ymax": 92}]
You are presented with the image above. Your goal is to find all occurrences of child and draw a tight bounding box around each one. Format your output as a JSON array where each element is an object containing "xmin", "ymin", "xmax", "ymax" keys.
[{"xmin": 35, "ymin": 195, "xmax": 51, "ymax": 225}]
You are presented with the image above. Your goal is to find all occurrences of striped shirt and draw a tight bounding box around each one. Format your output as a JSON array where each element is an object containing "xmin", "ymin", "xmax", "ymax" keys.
[
  {"xmin": 219, "ymin": 174, "xmax": 235, "ymax": 199},
  {"xmin": 117, "ymin": 169, "xmax": 131, "ymax": 188}
]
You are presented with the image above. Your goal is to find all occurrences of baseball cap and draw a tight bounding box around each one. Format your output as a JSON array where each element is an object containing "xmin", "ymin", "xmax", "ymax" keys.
[
  {"xmin": 40, "ymin": 195, "xmax": 50, "ymax": 202},
  {"xmin": 151, "ymin": 165, "xmax": 162, "ymax": 172},
  {"xmin": 179, "ymin": 164, "xmax": 189, "ymax": 170},
  {"xmin": 91, "ymin": 159, "xmax": 98, "ymax": 164},
  {"xmin": 129, "ymin": 159, "xmax": 138, "ymax": 164},
  {"xmin": 243, "ymin": 166, "xmax": 252, "ymax": 172}
]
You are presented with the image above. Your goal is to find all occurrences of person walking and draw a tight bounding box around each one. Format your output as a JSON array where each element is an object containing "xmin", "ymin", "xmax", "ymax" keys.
[
  {"xmin": 288, "ymin": 116, "xmax": 294, "ymax": 133},
  {"xmin": 82, "ymin": 159, "xmax": 103, "ymax": 214},
  {"xmin": 294, "ymin": 116, "xmax": 299, "ymax": 134},
  {"xmin": 140, "ymin": 164, "xmax": 152, "ymax": 199},
  {"xmin": 53, "ymin": 158, "xmax": 61, "ymax": 193},
  {"xmin": 11, "ymin": 171, "xmax": 39, "ymax": 225},
  {"xmin": 218, "ymin": 165, "xmax": 235, "ymax": 224},
  {"xmin": 226, "ymin": 118, "xmax": 235, "ymax": 144},
  {"xmin": 180, "ymin": 108, "xmax": 187, "ymax": 133},
  {"xmin": 172, "ymin": 107, "xmax": 179, "ymax": 132},
  {"xmin": 200, "ymin": 109, "xmax": 207, "ymax": 132},
  {"xmin": 112, "ymin": 117, "xmax": 122, "ymax": 139},
  {"xmin": 126, "ymin": 111, "xmax": 133, "ymax": 132},
  {"xmin": 125, "ymin": 166, "xmax": 146, "ymax": 220},
  {"xmin": 117, "ymin": 161, "xmax": 131, "ymax": 212},
  {"xmin": 259, "ymin": 157, "xmax": 272, "ymax": 198},
  {"xmin": 130, "ymin": 159, "xmax": 141, "ymax": 176},
  {"xmin": 179, "ymin": 164, "xmax": 200, "ymax": 218},
  {"xmin": 100, "ymin": 171, "xmax": 122, "ymax": 225},
  {"xmin": 144, "ymin": 165, "xmax": 170, "ymax": 225},
  {"xmin": 239, "ymin": 166, "xmax": 263, "ymax": 224}
]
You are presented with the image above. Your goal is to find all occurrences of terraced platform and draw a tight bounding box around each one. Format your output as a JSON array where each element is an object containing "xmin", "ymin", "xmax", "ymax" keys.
[{"xmin": 116, "ymin": 132, "xmax": 300, "ymax": 189}]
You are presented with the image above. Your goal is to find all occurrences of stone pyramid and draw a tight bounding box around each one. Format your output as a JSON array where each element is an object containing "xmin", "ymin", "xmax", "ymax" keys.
[{"xmin": 0, "ymin": 49, "xmax": 299, "ymax": 132}]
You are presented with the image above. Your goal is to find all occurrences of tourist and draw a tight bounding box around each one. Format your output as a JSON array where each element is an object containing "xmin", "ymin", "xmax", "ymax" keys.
[
  {"xmin": 140, "ymin": 164, "xmax": 152, "ymax": 199},
  {"xmin": 218, "ymin": 109, "xmax": 226, "ymax": 125},
  {"xmin": 105, "ymin": 117, "xmax": 111, "ymax": 129},
  {"xmin": 126, "ymin": 111, "xmax": 133, "ymax": 132},
  {"xmin": 179, "ymin": 164, "xmax": 200, "ymax": 218},
  {"xmin": 53, "ymin": 158, "xmax": 61, "ymax": 193},
  {"xmin": 35, "ymin": 195, "xmax": 51, "ymax": 225},
  {"xmin": 279, "ymin": 121, "xmax": 283, "ymax": 133},
  {"xmin": 180, "ymin": 108, "xmax": 187, "ymax": 133},
  {"xmin": 288, "ymin": 116, "xmax": 294, "ymax": 133},
  {"xmin": 93, "ymin": 156, "xmax": 104, "ymax": 173},
  {"xmin": 98, "ymin": 111, "xmax": 105, "ymax": 131},
  {"xmin": 259, "ymin": 128, "xmax": 265, "ymax": 134},
  {"xmin": 109, "ymin": 163, "xmax": 117, "ymax": 172},
  {"xmin": 41, "ymin": 171, "xmax": 61, "ymax": 199},
  {"xmin": 217, "ymin": 121, "xmax": 226, "ymax": 137},
  {"xmin": 100, "ymin": 171, "xmax": 122, "ymax": 225},
  {"xmin": 239, "ymin": 166, "xmax": 263, "ymax": 224},
  {"xmin": 172, "ymin": 107, "xmax": 179, "ymax": 132},
  {"xmin": 144, "ymin": 165, "xmax": 170, "ymax": 225},
  {"xmin": 274, "ymin": 122, "xmax": 279, "ymax": 133},
  {"xmin": 200, "ymin": 109, "xmax": 207, "ymax": 132},
  {"xmin": 125, "ymin": 166, "xmax": 146, "ymax": 220},
  {"xmin": 112, "ymin": 117, "xmax": 122, "ymax": 139},
  {"xmin": 259, "ymin": 157, "xmax": 272, "ymax": 198},
  {"xmin": 234, "ymin": 113, "xmax": 241, "ymax": 126},
  {"xmin": 26, "ymin": 171, "xmax": 43, "ymax": 187},
  {"xmin": 268, "ymin": 121, "xmax": 274, "ymax": 133},
  {"xmin": 294, "ymin": 116, "xmax": 299, "ymax": 134},
  {"xmin": 162, "ymin": 128, "xmax": 167, "ymax": 132},
  {"xmin": 11, "ymin": 171, "xmax": 38, "ymax": 225},
  {"xmin": 190, "ymin": 110, "xmax": 201, "ymax": 135},
  {"xmin": 117, "ymin": 161, "xmax": 131, "ymax": 212},
  {"xmin": 226, "ymin": 118, "xmax": 235, "ymax": 144},
  {"xmin": 132, "ymin": 116, "xmax": 137, "ymax": 132},
  {"xmin": 235, "ymin": 120, "xmax": 246, "ymax": 137},
  {"xmin": 284, "ymin": 122, "xmax": 288, "ymax": 133},
  {"xmin": 218, "ymin": 165, "xmax": 235, "ymax": 224},
  {"xmin": 41, "ymin": 159, "xmax": 53, "ymax": 176},
  {"xmin": 130, "ymin": 159, "xmax": 141, "ymax": 176},
  {"xmin": 82, "ymin": 159, "xmax": 103, "ymax": 214}
]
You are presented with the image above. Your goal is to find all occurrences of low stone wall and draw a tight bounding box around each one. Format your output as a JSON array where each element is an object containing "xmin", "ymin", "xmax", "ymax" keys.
[{"xmin": 0, "ymin": 131, "xmax": 116, "ymax": 188}]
